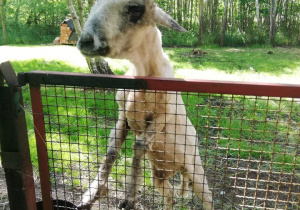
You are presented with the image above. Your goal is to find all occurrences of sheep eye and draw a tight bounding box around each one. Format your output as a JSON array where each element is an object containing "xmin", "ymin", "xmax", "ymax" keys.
[{"xmin": 127, "ymin": 5, "xmax": 145, "ymax": 23}]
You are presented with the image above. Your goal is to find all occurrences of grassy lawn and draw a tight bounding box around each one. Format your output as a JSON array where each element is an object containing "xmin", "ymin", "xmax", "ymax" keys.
[
  {"xmin": 9, "ymin": 46, "xmax": 300, "ymax": 83},
  {"xmin": 166, "ymin": 47, "xmax": 300, "ymax": 75},
  {"xmin": 166, "ymin": 47, "xmax": 300, "ymax": 84},
  {"xmin": 5, "ymin": 46, "xmax": 300, "ymax": 208}
]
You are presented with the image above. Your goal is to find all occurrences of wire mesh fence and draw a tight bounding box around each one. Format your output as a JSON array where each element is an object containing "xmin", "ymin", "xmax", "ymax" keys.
[{"xmin": 23, "ymin": 71, "xmax": 299, "ymax": 210}]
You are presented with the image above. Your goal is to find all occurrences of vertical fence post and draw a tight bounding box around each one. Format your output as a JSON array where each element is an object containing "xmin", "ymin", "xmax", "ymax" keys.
[
  {"xmin": 0, "ymin": 62, "xmax": 37, "ymax": 210},
  {"xmin": 29, "ymin": 84, "xmax": 53, "ymax": 210}
]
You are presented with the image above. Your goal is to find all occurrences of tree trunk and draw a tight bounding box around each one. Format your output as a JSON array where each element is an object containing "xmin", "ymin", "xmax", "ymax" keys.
[
  {"xmin": 169, "ymin": 0, "xmax": 174, "ymax": 17},
  {"xmin": 183, "ymin": 0, "xmax": 188, "ymax": 28},
  {"xmin": 270, "ymin": 0, "xmax": 277, "ymax": 46},
  {"xmin": 189, "ymin": 0, "xmax": 193, "ymax": 30},
  {"xmin": 67, "ymin": 0, "xmax": 114, "ymax": 75},
  {"xmin": 243, "ymin": 1, "xmax": 249, "ymax": 34},
  {"xmin": 229, "ymin": 0, "xmax": 233, "ymax": 26},
  {"xmin": 283, "ymin": 0, "xmax": 288, "ymax": 29},
  {"xmin": 298, "ymin": 22, "xmax": 300, "ymax": 46},
  {"xmin": 287, "ymin": 0, "xmax": 293, "ymax": 40},
  {"xmin": 211, "ymin": 0, "xmax": 218, "ymax": 33},
  {"xmin": 86, "ymin": 57, "xmax": 114, "ymax": 75},
  {"xmin": 67, "ymin": 0, "xmax": 82, "ymax": 35},
  {"xmin": 197, "ymin": 0, "xmax": 204, "ymax": 45},
  {"xmin": 207, "ymin": 0, "xmax": 211, "ymax": 32},
  {"xmin": 220, "ymin": 0, "xmax": 228, "ymax": 46},
  {"xmin": 186, "ymin": 0, "xmax": 190, "ymax": 29},
  {"xmin": 255, "ymin": 0, "xmax": 262, "ymax": 40},
  {"xmin": 177, "ymin": 0, "xmax": 182, "ymax": 25},
  {"xmin": 76, "ymin": 0, "xmax": 85, "ymax": 26},
  {"xmin": 238, "ymin": 1, "xmax": 242, "ymax": 32},
  {"xmin": 15, "ymin": 0, "xmax": 21, "ymax": 25},
  {"xmin": 1, "ymin": 0, "xmax": 7, "ymax": 45}
]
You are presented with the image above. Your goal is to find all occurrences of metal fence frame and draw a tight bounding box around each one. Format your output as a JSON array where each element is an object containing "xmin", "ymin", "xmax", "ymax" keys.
[{"xmin": 21, "ymin": 70, "xmax": 300, "ymax": 210}]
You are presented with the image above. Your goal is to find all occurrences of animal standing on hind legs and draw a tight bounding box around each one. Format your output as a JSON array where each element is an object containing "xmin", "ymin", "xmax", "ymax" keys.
[{"xmin": 77, "ymin": 0, "xmax": 213, "ymax": 209}]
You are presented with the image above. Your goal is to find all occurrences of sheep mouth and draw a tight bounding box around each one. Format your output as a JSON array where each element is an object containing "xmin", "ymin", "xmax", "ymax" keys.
[{"xmin": 79, "ymin": 47, "xmax": 110, "ymax": 58}]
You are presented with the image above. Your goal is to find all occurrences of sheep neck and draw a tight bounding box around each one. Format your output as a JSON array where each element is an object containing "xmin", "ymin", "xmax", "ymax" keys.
[{"xmin": 128, "ymin": 27, "xmax": 174, "ymax": 78}]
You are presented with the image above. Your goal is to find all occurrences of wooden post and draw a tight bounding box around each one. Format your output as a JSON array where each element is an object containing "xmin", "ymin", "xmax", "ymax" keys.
[{"xmin": 0, "ymin": 61, "xmax": 37, "ymax": 210}]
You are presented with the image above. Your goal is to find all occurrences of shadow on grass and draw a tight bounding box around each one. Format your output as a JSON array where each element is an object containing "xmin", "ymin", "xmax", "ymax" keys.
[
  {"xmin": 10, "ymin": 59, "xmax": 89, "ymax": 74},
  {"xmin": 11, "ymin": 58, "xmax": 129, "ymax": 76}
]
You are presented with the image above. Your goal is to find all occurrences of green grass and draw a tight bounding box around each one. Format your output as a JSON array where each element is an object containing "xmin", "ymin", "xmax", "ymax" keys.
[
  {"xmin": 9, "ymin": 46, "xmax": 300, "ymax": 79},
  {"xmin": 11, "ymin": 59, "xmax": 88, "ymax": 73},
  {"xmin": 182, "ymin": 93, "xmax": 300, "ymax": 173},
  {"xmin": 164, "ymin": 47, "xmax": 300, "ymax": 76}
]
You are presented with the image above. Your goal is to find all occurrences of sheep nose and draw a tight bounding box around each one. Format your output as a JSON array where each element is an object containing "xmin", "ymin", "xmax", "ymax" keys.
[
  {"xmin": 77, "ymin": 31, "xmax": 109, "ymax": 56},
  {"xmin": 77, "ymin": 31, "xmax": 94, "ymax": 52}
]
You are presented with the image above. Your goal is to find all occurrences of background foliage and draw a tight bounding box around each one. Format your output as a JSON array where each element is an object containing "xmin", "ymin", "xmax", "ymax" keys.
[
  {"xmin": 0, "ymin": 0, "xmax": 300, "ymax": 46},
  {"xmin": 1, "ymin": 0, "xmax": 69, "ymax": 44}
]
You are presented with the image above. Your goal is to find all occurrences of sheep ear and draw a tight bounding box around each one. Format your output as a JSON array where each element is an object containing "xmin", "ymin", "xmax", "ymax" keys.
[{"xmin": 153, "ymin": 6, "xmax": 186, "ymax": 32}]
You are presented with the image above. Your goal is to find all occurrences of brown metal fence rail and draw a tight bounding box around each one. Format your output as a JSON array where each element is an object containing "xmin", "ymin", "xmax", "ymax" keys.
[{"xmin": 14, "ymin": 70, "xmax": 300, "ymax": 209}]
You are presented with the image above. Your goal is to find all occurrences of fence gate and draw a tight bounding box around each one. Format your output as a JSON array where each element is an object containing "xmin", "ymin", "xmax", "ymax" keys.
[{"xmin": 1, "ymin": 64, "xmax": 300, "ymax": 209}]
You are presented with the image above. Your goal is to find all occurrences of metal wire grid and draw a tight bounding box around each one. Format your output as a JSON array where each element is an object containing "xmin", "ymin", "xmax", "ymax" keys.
[{"xmin": 34, "ymin": 84, "xmax": 299, "ymax": 210}]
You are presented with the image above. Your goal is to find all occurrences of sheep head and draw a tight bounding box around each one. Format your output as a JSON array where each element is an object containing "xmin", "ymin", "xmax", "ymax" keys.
[{"xmin": 77, "ymin": 0, "xmax": 185, "ymax": 59}]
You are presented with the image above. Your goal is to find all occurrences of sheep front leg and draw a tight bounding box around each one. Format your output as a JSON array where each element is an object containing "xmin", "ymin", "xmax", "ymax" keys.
[
  {"xmin": 80, "ymin": 118, "xmax": 129, "ymax": 209},
  {"xmin": 118, "ymin": 133, "xmax": 152, "ymax": 210},
  {"xmin": 119, "ymin": 102, "xmax": 168, "ymax": 209}
]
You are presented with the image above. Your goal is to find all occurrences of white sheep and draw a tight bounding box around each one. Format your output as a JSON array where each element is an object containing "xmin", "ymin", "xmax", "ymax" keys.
[{"xmin": 77, "ymin": 0, "xmax": 213, "ymax": 209}]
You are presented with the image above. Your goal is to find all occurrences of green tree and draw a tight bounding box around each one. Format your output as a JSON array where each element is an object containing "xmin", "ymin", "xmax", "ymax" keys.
[
  {"xmin": 1, "ymin": 0, "xmax": 7, "ymax": 44},
  {"xmin": 2, "ymin": 0, "xmax": 300, "ymax": 47}
]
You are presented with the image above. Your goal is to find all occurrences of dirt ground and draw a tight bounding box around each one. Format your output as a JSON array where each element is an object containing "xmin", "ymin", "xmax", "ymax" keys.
[{"xmin": 0, "ymin": 167, "xmax": 9, "ymax": 209}]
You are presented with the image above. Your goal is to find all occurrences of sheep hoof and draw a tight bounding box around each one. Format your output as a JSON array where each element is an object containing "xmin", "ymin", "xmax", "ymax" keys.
[
  {"xmin": 77, "ymin": 203, "xmax": 92, "ymax": 210},
  {"xmin": 118, "ymin": 200, "xmax": 134, "ymax": 209}
]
